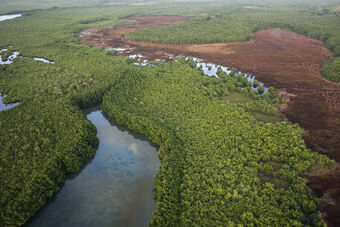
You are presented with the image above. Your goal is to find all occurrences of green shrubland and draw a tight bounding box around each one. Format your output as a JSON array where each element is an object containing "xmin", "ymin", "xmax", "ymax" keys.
[
  {"xmin": 0, "ymin": 1, "xmax": 336, "ymax": 226},
  {"xmin": 320, "ymin": 57, "xmax": 340, "ymax": 82},
  {"xmin": 102, "ymin": 60, "xmax": 332, "ymax": 226}
]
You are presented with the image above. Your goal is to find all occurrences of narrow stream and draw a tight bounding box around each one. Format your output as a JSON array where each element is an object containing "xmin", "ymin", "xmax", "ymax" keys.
[
  {"xmin": 33, "ymin": 57, "xmax": 55, "ymax": 64},
  {"xmin": 130, "ymin": 54, "xmax": 269, "ymax": 93},
  {"xmin": 1, "ymin": 47, "xmax": 54, "ymax": 65},
  {"xmin": 27, "ymin": 109, "xmax": 160, "ymax": 227}
]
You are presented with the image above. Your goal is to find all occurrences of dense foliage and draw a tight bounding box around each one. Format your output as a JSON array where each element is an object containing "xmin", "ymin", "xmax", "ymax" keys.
[
  {"xmin": 102, "ymin": 60, "xmax": 331, "ymax": 226},
  {"xmin": 0, "ymin": 1, "xmax": 336, "ymax": 226},
  {"xmin": 0, "ymin": 6, "xmax": 134, "ymax": 225},
  {"xmin": 128, "ymin": 15, "xmax": 255, "ymax": 44},
  {"xmin": 0, "ymin": 99, "xmax": 98, "ymax": 225},
  {"xmin": 320, "ymin": 57, "xmax": 340, "ymax": 82}
]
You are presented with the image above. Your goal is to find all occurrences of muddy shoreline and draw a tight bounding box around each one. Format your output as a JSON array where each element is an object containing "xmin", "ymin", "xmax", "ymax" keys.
[{"xmin": 80, "ymin": 15, "xmax": 340, "ymax": 226}]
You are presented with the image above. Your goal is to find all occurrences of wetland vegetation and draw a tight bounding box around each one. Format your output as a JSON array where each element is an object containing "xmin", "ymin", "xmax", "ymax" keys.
[
  {"xmin": 0, "ymin": 0, "xmax": 339, "ymax": 226},
  {"xmin": 127, "ymin": 2, "xmax": 340, "ymax": 83}
]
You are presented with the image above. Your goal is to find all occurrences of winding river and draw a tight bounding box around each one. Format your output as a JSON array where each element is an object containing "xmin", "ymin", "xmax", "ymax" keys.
[{"xmin": 27, "ymin": 109, "xmax": 160, "ymax": 227}]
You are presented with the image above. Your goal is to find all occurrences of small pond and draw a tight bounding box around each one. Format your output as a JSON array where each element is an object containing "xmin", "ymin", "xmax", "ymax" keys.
[
  {"xmin": 0, "ymin": 49, "xmax": 19, "ymax": 65},
  {"xmin": 0, "ymin": 94, "xmax": 19, "ymax": 111},
  {"xmin": 27, "ymin": 109, "xmax": 160, "ymax": 227}
]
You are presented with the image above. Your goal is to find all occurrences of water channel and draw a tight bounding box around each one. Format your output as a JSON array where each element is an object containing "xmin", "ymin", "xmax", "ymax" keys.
[
  {"xmin": 0, "ymin": 14, "xmax": 21, "ymax": 22},
  {"xmin": 27, "ymin": 109, "xmax": 160, "ymax": 227}
]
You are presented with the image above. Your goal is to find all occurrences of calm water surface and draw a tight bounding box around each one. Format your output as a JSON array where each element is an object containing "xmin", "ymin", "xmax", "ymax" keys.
[
  {"xmin": 0, "ymin": 14, "xmax": 21, "ymax": 22},
  {"xmin": 0, "ymin": 95, "xmax": 19, "ymax": 111},
  {"xmin": 28, "ymin": 109, "xmax": 160, "ymax": 227}
]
